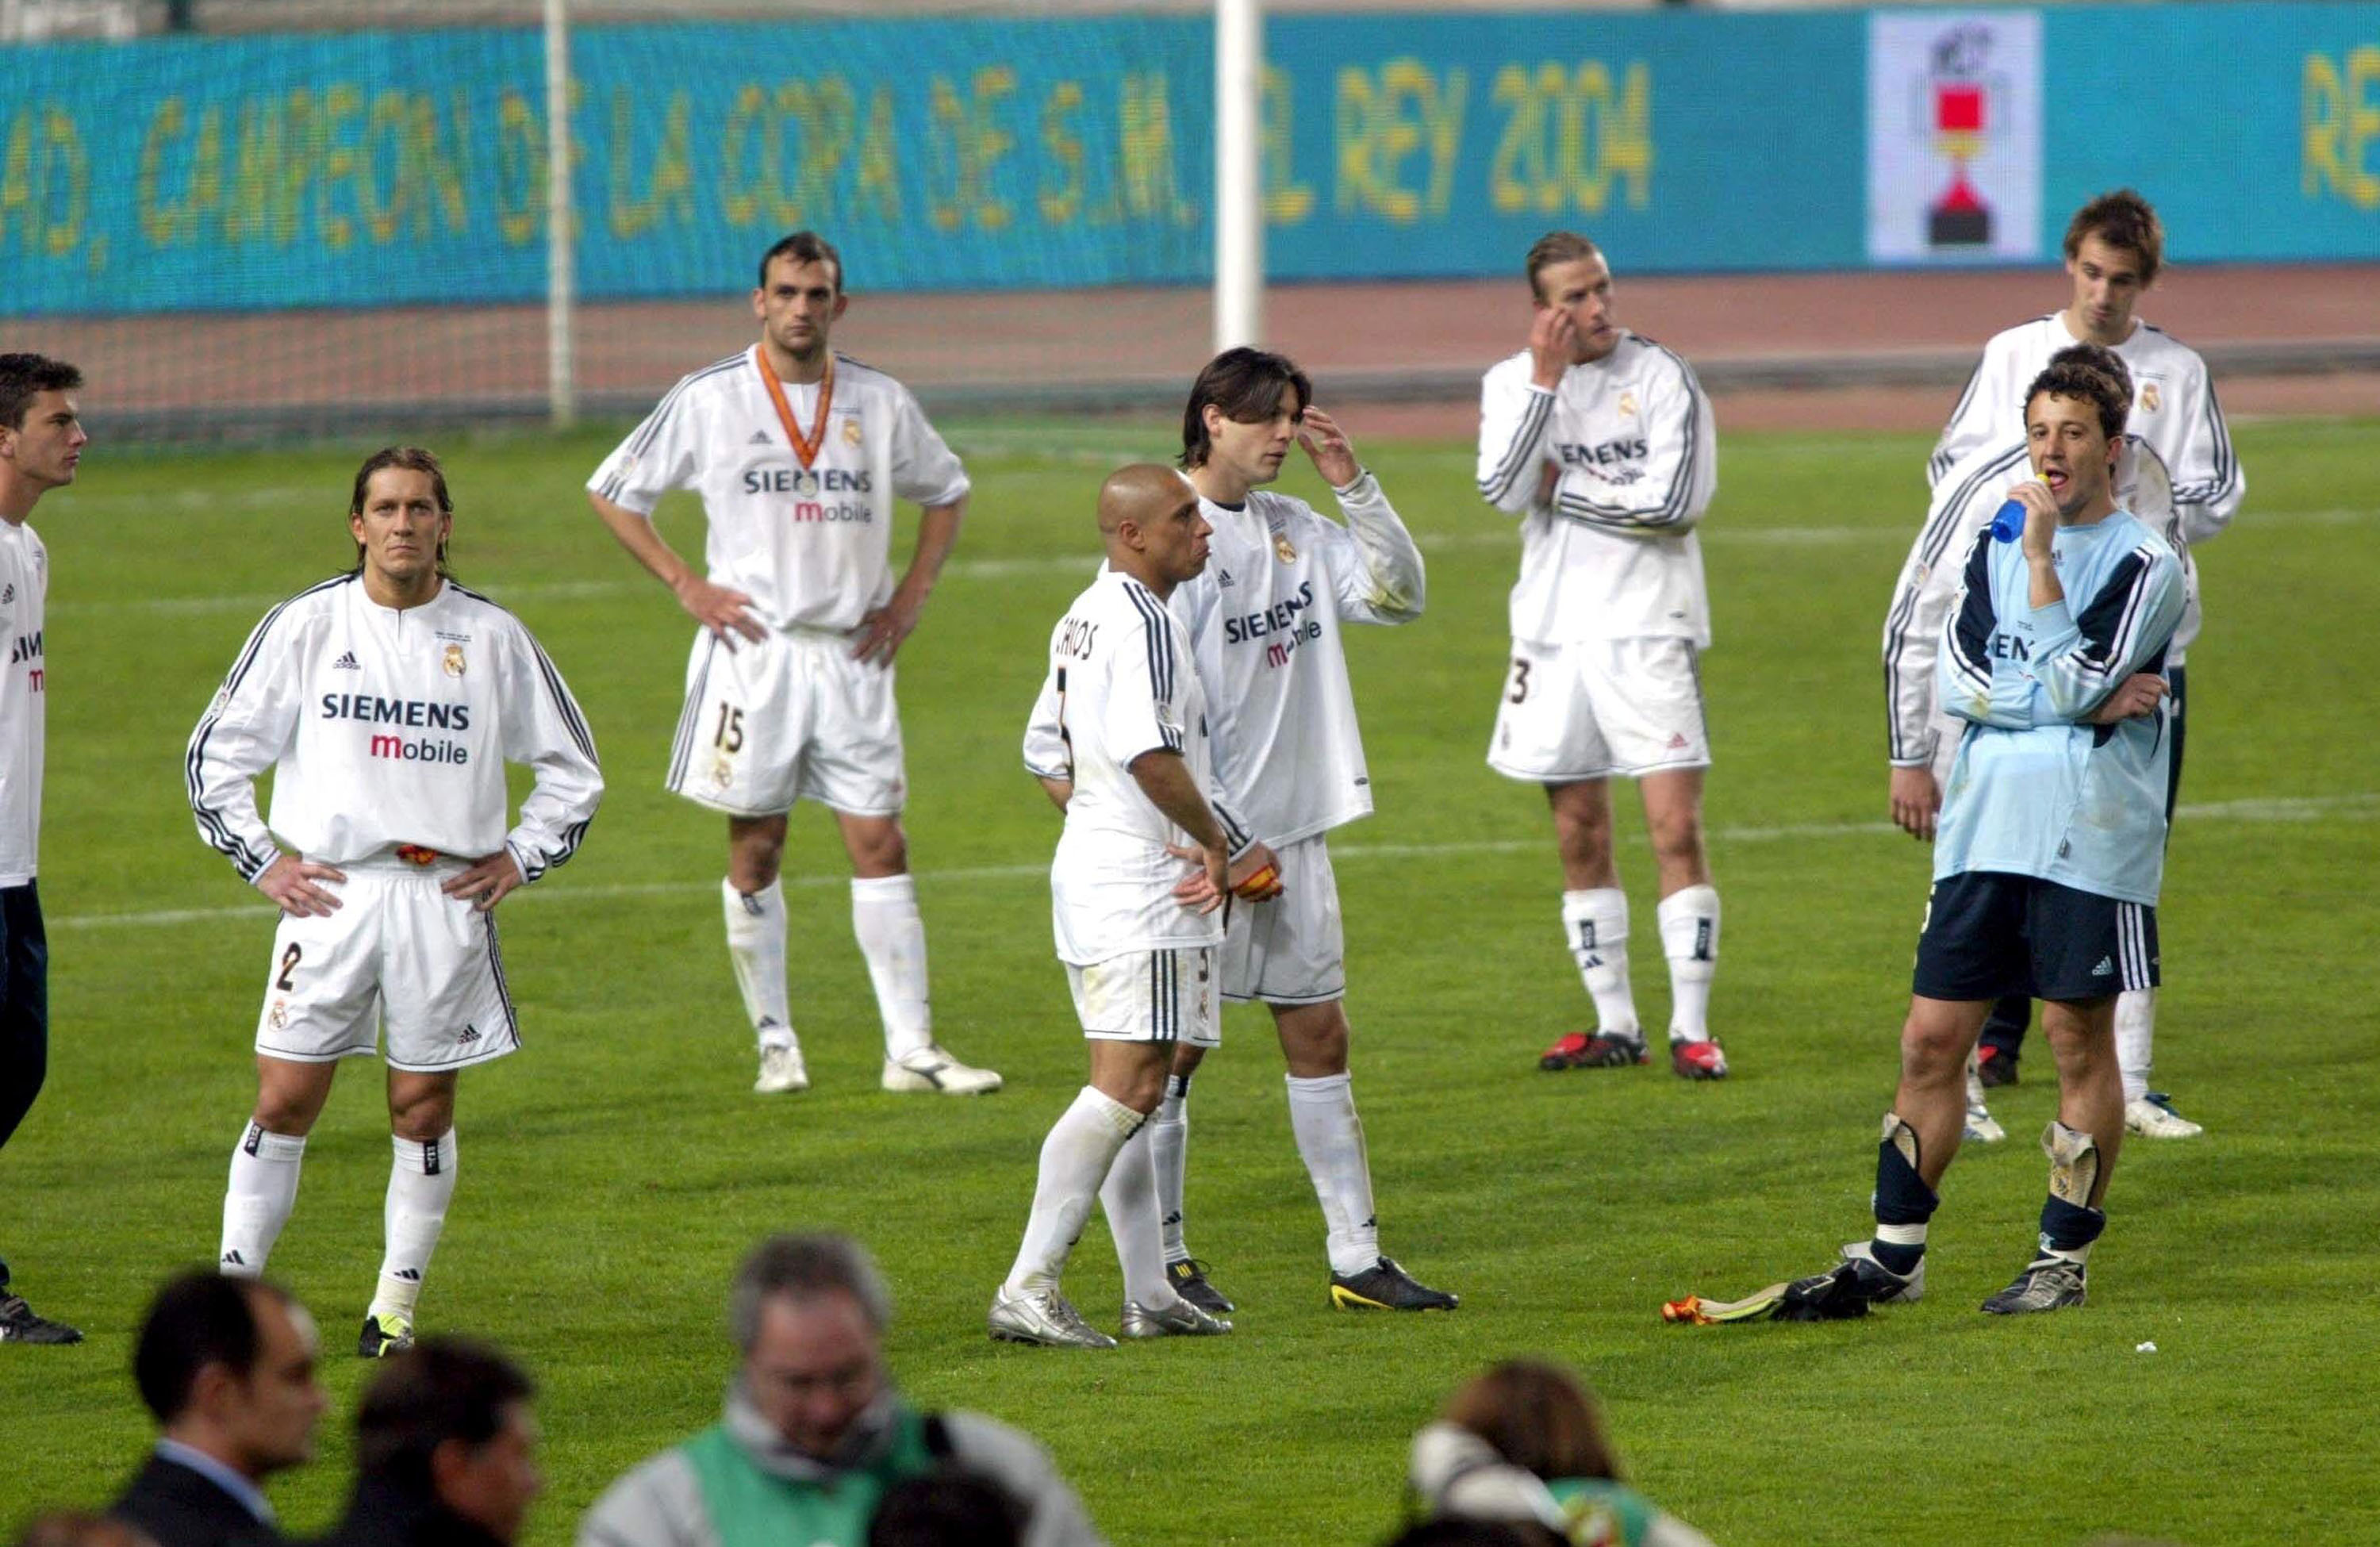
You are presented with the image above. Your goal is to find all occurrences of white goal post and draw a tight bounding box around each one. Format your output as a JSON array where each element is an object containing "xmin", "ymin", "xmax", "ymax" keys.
[{"xmin": 1214, "ymin": 0, "xmax": 1263, "ymax": 351}]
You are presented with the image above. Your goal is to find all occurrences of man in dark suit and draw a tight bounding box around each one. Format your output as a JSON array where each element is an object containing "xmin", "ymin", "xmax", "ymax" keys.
[
  {"xmin": 110, "ymin": 1271, "xmax": 326, "ymax": 1547},
  {"xmin": 314, "ymin": 1338, "xmax": 543, "ymax": 1547}
]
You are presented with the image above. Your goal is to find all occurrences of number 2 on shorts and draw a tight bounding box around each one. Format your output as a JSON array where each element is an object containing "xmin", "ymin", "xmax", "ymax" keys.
[{"xmin": 276, "ymin": 941, "xmax": 304, "ymax": 992}]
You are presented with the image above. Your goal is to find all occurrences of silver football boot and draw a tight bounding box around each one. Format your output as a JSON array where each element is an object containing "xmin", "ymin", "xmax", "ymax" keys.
[
  {"xmin": 1119, "ymin": 1296, "xmax": 1233, "ymax": 1338},
  {"xmin": 988, "ymin": 1285, "xmax": 1118, "ymax": 1349}
]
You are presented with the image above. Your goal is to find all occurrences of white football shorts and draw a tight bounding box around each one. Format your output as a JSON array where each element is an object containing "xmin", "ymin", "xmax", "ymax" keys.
[
  {"xmin": 666, "ymin": 624, "xmax": 906, "ymax": 817},
  {"xmin": 1222, "ymin": 836, "xmax": 1345, "ymax": 1006},
  {"xmin": 1067, "ymin": 946, "xmax": 1221, "ymax": 1046},
  {"xmin": 253, "ymin": 850, "xmax": 520, "ymax": 1073},
  {"xmin": 1488, "ymin": 635, "xmax": 1710, "ymax": 783}
]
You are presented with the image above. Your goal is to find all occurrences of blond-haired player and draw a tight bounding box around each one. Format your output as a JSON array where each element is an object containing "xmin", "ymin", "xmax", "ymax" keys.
[
  {"xmin": 190, "ymin": 447, "xmax": 604, "ymax": 1357},
  {"xmin": 1476, "ymin": 232, "xmax": 1726, "ymax": 1082}
]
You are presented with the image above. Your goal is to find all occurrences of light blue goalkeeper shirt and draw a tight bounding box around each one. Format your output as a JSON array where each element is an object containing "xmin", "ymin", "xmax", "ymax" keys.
[{"xmin": 1933, "ymin": 506, "xmax": 2187, "ymax": 905}]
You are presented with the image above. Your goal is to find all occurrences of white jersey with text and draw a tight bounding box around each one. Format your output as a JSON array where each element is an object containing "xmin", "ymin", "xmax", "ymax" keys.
[
  {"xmin": 1027, "ymin": 569, "xmax": 1250, "ymax": 965},
  {"xmin": 588, "ymin": 347, "xmax": 969, "ymax": 632},
  {"xmin": 0, "ymin": 520, "xmax": 47, "ymax": 888},
  {"xmin": 1885, "ymin": 435, "xmax": 2186, "ymax": 768},
  {"xmin": 187, "ymin": 575, "xmax": 604, "ymax": 885},
  {"xmin": 1928, "ymin": 313, "xmax": 2243, "ymax": 547},
  {"xmin": 1164, "ymin": 473, "xmax": 1426, "ymax": 848},
  {"xmin": 1476, "ymin": 335, "xmax": 1716, "ymax": 647}
]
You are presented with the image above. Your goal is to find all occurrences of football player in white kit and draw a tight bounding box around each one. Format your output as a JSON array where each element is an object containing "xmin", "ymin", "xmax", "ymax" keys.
[
  {"xmin": 188, "ymin": 447, "xmax": 604, "ymax": 1357},
  {"xmin": 991, "ymin": 465, "xmax": 1242, "ymax": 1347},
  {"xmin": 1084, "ymin": 348, "xmax": 1456, "ymax": 1315},
  {"xmin": 588, "ymin": 231, "xmax": 997, "ymax": 1099},
  {"xmin": 1475, "ymin": 233, "xmax": 1726, "ymax": 1083},
  {"xmin": 1923, "ymin": 191, "xmax": 2240, "ymax": 1138},
  {"xmin": 1887, "ymin": 344, "xmax": 2186, "ymax": 1146},
  {"xmin": 0, "ymin": 354, "xmax": 86, "ymax": 1345}
]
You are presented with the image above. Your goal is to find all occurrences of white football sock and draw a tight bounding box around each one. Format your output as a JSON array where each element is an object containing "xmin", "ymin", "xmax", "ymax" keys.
[
  {"xmin": 1152, "ymin": 1073, "xmax": 1192, "ymax": 1262},
  {"xmin": 1004, "ymin": 1087, "xmax": 1142, "ymax": 1296},
  {"xmin": 1657, "ymin": 885, "xmax": 1721, "ymax": 1042},
  {"xmin": 1286, "ymin": 1073, "xmax": 1380, "ymax": 1278},
  {"xmin": 1098, "ymin": 1121, "xmax": 1180, "ymax": 1310},
  {"xmin": 851, "ymin": 875, "xmax": 932, "ymax": 1061},
  {"xmin": 219, "ymin": 1122, "xmax": 306, "ymax": 1277},
  {"xmin": 723, "ymin": 879, "xmax": 795, "ymax": 1051},
  {"xmin": 1560, "ymin": 889, "xmax": 1639, "ymax": 1038},
  {"xmin": 372, "ymin": 1130, "xmax": 458, "ymax": 1323},
  {"xmin": 2116, "ymin": 987, "xmax": 2155, "ymax": 1103}
]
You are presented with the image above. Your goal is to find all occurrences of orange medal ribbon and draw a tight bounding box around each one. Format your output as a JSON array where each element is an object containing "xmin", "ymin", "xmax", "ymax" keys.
[{"xmin": 754, "ymin": 345, "xmax": 835, "ymax": 470}]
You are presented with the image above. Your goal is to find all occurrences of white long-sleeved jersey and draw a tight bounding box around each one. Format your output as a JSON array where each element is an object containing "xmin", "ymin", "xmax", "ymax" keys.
[
  {"xmin": 1027, "ymin": 569, "xmax": 1252, "ymax": 965},
  {"xmin": 1023, "ymin": 477, "xmax": 1425, "ymax": 850},
  {"xmin": 588, "ymin": 347, "xmax": 969, "ymax": 633},
  {"xmin": 1171, "ymin": 474, "xmax": 1425, "ymax": 847},
  {"xmin": 187, "ymin": 575, "xmax": 604, "ymax": 885},
  {"xmin": 1476, "ymin": 336, "xmax": 1716, "ymax": 647},
  {"xmin": 0, "ymin": 520, "xmax": 47, "ymax": 888},
  {"xmin": 1928, "ymin": 313, "xmax": 2243, "ymax": 547},
  {"xmin": 1885, "ymin": 435, "xmax": 2190, "ymax": 766}
]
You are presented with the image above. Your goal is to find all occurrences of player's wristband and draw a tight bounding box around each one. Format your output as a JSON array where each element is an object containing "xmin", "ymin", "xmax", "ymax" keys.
[{"xmin": 1230, "ymin": 860, "xmax": 1284, "ymax": 902}]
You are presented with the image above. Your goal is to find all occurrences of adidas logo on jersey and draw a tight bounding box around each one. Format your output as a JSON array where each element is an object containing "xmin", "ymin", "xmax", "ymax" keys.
[
  {"xmin": 1216, "ymin": 566, "xmax": 1235, "ymax": 589},
  {"xmin": 332, "ymin": 651, "xmax": 361, "ymax": 670},
  {"xmin": 459, "ymin": 1023, "xmax": 482, "ymax": 1042},
  {"xmin": 749, "ymin": 430, "xmax": 771, "ymax": 444},
  {"xmin": 2092, "ymin": 957, "xmax": 2114, "ymax": 977}
]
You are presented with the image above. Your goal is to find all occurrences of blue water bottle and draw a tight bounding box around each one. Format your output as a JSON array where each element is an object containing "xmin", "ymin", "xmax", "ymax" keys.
[{"xmin": 1990, "ymin": 478, "xmax": 2044, "ymax": 543}]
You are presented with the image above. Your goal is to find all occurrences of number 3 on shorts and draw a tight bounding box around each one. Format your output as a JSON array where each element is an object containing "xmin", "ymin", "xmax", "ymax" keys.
[
  {"xmin": 276, "ymin": 941, "xmax": 304, "ymax": 992},
  {"xmin": 1507, "ymin": 657, "xmax": 1531, "ymax": 704}
]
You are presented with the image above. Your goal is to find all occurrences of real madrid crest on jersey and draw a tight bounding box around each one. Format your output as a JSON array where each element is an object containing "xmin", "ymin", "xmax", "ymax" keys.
[
  {"xmin": 1274, "ymin": 536, "xmax": 1297, "ymax": 563},
  {"xmin": 2138, "ymin": 382, "xmax": 2163, "ymax": 413},
  {"xmin": 842, "ymin": 415, "xmax": 863, "ymax": 447},
  {"xmin": 443, "ymin": 644, "xmax": 466, "ymax": 678},
  {"xmin": 1618, "ymin": 389, "xmax": 1639, "ymax": 419}
]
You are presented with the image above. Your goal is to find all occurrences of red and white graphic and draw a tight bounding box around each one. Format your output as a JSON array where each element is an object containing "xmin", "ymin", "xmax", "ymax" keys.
[{"xmin": 1868, "ymin": 12, "xmax": 2043, "ymax": 264}]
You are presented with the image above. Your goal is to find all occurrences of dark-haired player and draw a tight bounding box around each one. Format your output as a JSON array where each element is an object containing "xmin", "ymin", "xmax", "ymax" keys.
[
  {"xmin": 589, "ymin": 230, "xmax": 996, "ymax": 1099},
  {"xmin": 1927, "ymin": 190, "xmax": 2240, "ymax": 1132},
  {"xmin": 0, "ymin": 352, "xmax": 86, "ymax": 1344},
  {"xmin": 1031, "ymin": 350, "xmax": 1452, "ymax": 1313},
  {"xmin": 1800, "ymin": 359, "xmax": 2186, "ymax": 1317}
]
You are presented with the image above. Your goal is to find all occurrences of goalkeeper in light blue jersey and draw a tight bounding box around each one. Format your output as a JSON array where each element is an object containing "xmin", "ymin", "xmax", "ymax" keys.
[{"xmin": 1749, "ymin": 357, "xmax": 2186, "ymax": 1324}]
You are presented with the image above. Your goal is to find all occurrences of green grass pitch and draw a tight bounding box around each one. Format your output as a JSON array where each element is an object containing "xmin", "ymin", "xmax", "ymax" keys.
[{"xmin": 4, "ymin": 414, "xmax": 2376, "ymax": 1545}]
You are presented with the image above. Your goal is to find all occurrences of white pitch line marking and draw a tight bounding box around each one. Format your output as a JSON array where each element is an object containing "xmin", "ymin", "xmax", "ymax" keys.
[{"xmin": 56, "ymin": 793, "xmax": 2375, "ymax": 932}]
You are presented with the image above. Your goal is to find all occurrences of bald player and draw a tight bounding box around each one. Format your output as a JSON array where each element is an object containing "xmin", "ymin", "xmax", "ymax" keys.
[{"xmin": 989, "ymin": 466, "xmax": 1255, "ymax": 1349}]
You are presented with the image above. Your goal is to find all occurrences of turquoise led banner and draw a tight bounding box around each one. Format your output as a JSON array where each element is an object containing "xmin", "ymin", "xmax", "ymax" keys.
[{"xmin": 0, "ymin": 5, "xmax": 2370, "ymax": 316}]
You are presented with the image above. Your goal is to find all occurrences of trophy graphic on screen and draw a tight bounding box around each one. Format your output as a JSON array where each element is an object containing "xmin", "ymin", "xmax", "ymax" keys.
[{"xmin": 1923, "ymin": 26, "xmax": 1998, "ymax": 248}]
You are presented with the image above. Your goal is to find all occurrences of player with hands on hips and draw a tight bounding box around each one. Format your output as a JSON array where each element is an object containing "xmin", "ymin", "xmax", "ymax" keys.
[
  {"xmin": 1476, "ymin": 232, "xmax": 1726, "ymax": 1083},
  {"xmin": 188, "ymin": 447, "xmax": 603, "ymax": 1360},
  {"xmin": 588, "ymin": 230, "xmax": 996, "ymax": 1100},
  {"xmin": 993, "ymin": 465, "xmax": 1250, "ymax": 1348}
]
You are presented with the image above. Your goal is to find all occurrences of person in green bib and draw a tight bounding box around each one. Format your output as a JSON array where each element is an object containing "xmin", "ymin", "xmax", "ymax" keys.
[
  {"xmin": 1407, "ymin": 1362, "xmax": 1711, "ymax": 1547},
  {"xmin": 579, "ymin": 1234, "xmax": 1104, "ymax": 1547}
]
